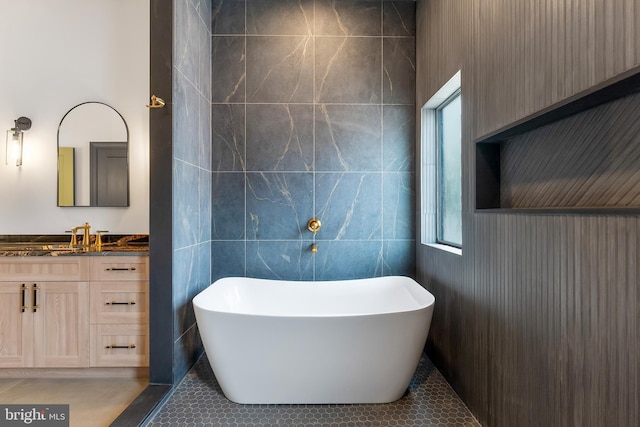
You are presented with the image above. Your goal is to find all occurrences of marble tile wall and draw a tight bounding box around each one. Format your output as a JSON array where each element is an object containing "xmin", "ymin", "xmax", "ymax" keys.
[
  {"xmin": 172, "ymin": 0, "xmax": 212, "ymax": 383},
  {"xmin": 211, "ymin": 0, "xmax": 416, "ymax": 281}
]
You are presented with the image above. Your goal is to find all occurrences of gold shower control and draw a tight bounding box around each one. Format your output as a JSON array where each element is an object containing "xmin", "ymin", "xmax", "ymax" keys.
[{"xmin": 307, "ymin": 218, "xmax": 321, "ymax": 234}]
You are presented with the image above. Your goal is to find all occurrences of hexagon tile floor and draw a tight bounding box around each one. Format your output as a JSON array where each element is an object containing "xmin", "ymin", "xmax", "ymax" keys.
[{"xmin": 146, "ymin": 353, "xmax": 481, "ymax": 427}]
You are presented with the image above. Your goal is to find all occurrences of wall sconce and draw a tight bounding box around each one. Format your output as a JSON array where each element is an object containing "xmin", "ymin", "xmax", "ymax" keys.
[{"xmin": 5, "ymin": 117, "xmax": 32, "ymax": 166}]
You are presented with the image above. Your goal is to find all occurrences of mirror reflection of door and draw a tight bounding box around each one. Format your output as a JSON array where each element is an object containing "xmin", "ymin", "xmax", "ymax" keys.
[{"xmin": 90, "ymin": 142, "xmax": 128, "ymax": 206}]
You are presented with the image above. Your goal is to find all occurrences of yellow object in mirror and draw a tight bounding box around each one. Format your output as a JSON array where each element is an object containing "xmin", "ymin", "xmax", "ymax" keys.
[{"xmin": 58, "ymin": 147, "xmax": 75, "ymax": 206}]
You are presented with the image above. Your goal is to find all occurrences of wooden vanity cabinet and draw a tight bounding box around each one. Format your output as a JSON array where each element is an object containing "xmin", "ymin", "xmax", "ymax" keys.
[
  {"xmin": 0, "ymin": 258, "xmax": 90, "ymax": 368},
  {"xmin": 0, "ymin": 255, "xmax": 149, "ymax": 373}
]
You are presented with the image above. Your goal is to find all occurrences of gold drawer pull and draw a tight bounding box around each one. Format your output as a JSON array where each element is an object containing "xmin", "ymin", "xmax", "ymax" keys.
[
  {"xmin": 105, "ymin": 301, "xmax": 136, "ymax": 305},
  {"xmin": 105, "ymin": 267, "xmax": 137, "ymax": 271},
  {"xmin": 105, "ymin": 344, "xmax": 136, "ymax": 349}
]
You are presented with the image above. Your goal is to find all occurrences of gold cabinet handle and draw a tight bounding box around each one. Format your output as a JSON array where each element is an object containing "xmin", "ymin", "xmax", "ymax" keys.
[
  {"xmin": 105, "ymin": 344, "xmax": 136, "ymax": 349},
  {"xmin": 146, "ymin": 95, "xmax": 165, "ymax": 109}
]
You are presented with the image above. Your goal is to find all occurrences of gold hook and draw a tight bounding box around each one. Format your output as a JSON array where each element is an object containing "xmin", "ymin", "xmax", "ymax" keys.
[{"xmin": 146, "ymin": 95, "xmax": 166, "ymax": 109}]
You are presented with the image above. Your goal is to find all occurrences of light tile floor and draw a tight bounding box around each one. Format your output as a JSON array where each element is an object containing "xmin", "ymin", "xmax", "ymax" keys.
[
  {"xmin": 0, "ymin": 377, "xmax": 147, "ymax": 427},
  {"xmin": 148, "ymin": 354, "xmax": 480, "ymax": 426}
]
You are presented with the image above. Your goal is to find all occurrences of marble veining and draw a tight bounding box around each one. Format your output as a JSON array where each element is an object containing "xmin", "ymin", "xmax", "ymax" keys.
[
  {"xmin": 383, "ymin": 37, "xmax": 416, "ymax": 104},
  {"xmin": 246, "ymin": 104, "xmax": 313, "ymax": 172},
  {"xmin": 212, "ymin": 36, "xmax": 246, "ymax": 103},
  {"xmin": 315, "ymin": 104, "xmax": 382, "ymax": 171},
  {"xmin": 383, "ymin": 172, "xmax": 415, "ymax": 239},
  {"xmin": 315, "ymin": 0, "xmax": 382, "ymax": 36},
  {"xmin": 247, "ymin": 240, "xmax": 314, "ymax": 280},
  {"xmin": 383, "ymin": 1, "xmax": 416, "ymax": 36},
  {"xmin": 212, "ymin": 104, "xmax": 246, "ymax": 171},
  {"xmin": 315, "ymin": 173, "xmax": 383, "ymax": 240},
  {"xmin": 212, "ymin": 0, "xmax": 245, "ymax": 35},
  {"xmin": 247, "ymin": 0, "xmax": 314, "ymax": 36},
  {"xmin": 383, "ymin": 105, "xmax": 415, "ymax": 172},
  {"xmin": 315, "ymin": 37, "xmax": 382, "ymax": 103},
  {"xmin": 246, "ymin": 172, "xmax": 313, "ymax": 240},
  {"xmin": 212, "ymin": 173, "xmax": 245, "ymax": 240},
  {"xmin": 247, "ymin": 36, "xmax": 314, "ymax": 103}
]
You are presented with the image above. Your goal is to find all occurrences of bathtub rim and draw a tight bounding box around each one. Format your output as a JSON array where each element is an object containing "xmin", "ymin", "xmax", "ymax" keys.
[{"xmin": 193, "ymin": 275, "xmax": 435, "ymax": 318}]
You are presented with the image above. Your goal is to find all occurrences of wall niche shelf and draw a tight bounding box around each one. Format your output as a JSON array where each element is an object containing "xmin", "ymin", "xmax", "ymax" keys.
[{"xmin": 475, "ymin": 65, "xmax": 640, "ymax": 215}]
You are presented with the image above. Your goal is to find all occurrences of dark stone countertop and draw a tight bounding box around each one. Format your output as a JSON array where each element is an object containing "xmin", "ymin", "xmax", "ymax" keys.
[{"xmin": 0, "ymin": 234, "xmax": 149, "ymax": 257}]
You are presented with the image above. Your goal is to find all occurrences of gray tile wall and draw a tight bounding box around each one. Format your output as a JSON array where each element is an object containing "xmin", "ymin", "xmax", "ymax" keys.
[
  {"xmin": 172, "ymin": 0, "xmax": 212, "ymax": 383},
  {"xmin": 211, "ymin": 0, "xmax": 416, "ymax": 281}
]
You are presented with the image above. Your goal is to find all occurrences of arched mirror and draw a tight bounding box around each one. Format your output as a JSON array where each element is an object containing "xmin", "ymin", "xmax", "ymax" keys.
[{"xmin": 57, "ymin": 102, "xmax": 129, "ymax": 207}]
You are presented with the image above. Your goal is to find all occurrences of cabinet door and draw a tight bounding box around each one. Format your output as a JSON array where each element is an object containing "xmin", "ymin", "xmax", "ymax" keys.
[
  {"xmin": 0, "ymin": 283, "xmax": 33, "ymax": 367},
  {"xmin": 33, "ymin": 282, "xmax": 90, "ymax": 368}
]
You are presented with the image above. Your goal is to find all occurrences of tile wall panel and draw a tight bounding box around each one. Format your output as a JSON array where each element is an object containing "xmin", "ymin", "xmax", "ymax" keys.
[
  {"xmin": 211, "ymin": 104, "xmax": 245, "ymax": 171},
  {"xmin": 315, "ymin": 37, "xmax": 382, "ymax": 104},
  {"xmin": 246, "ymin": 104, "xmax": 314, "ymax": 172},
  {"xmin": 172, "ymin": 0, "xmax": 212, "ymax": 384},
  {"xmin": 211, "ymin": 0, "xmax": 245, "ymax": 35},
  {"xmin": 416, "ymin": 1, "xmax": 640, "ymax": 426},
  {"xmin": 246, "ymin": 36, "xmax": 314, "ymax": 103},
  {"xmin": 212, "ymin": 0, "xmax": 416, "ymax": 281},
  {"xmin": 246, "ymin": 0, "xmax": 314, "ymax": 36},
  {"xmin": 211, "ymin": 36, "xmax": 245, "ymax": 103}
]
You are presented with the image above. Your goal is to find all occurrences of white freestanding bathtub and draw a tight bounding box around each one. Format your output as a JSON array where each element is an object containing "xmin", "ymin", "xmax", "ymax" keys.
[{"xmin": 193, "ymin": 276, "xmax": 435, "ymax": 404}]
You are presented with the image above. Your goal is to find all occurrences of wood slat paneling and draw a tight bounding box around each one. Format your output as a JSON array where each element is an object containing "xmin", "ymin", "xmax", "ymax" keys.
[{"xmin": 416, "ymin": 0, "xmax": 640, "ymax": 426}]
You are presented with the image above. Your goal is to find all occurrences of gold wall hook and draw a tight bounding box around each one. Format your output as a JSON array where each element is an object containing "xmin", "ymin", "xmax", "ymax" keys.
[
  {"xmin": 146, "ymin": 95, "xmax": 165, "ymax": 109},
  {"xmin": 307, "ymin": 218, "xmax": 321, "ymax": 234}
]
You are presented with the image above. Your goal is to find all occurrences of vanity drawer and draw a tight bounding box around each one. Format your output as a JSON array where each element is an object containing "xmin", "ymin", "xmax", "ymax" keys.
[
  {"xmin": 90, "ymin": 256, "xmax": 148, "ymax": 281},
  {"xmin": 90, "ymin": 324, "xmax": 148, "ymax": 367},
  {"xmin": 0, "ymin": 257, "xmax": 89, "ymax": 281},
  {"xmin": 90, "ymin": 281, "xmax": 149, "ymax": 324}
]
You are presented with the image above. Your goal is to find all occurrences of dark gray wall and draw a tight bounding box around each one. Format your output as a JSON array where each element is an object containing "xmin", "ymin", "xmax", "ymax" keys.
[
  {"xmin": 416, "ymin": 1, "xmax": 640, "ymax": 427},
  {"xmin": 171, "ymin": 0, "xmax": 212, "ymax": 383},
  {"xmin": 210, "ymin": 0, "xmax": 417, "ymax": 281},
  {"xmin": 149, "ymin": 0, "xmax": 174, "ymax": 384}
]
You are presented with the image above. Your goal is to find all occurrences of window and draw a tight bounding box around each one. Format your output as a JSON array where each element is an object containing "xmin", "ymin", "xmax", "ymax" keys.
[
  {"xmin": 436, "ymin": 91, "xmax": 461, "ymax": 247},
  {"xmin": 421, "ymin": 71, "xmax": 462, "ymax": 251}
]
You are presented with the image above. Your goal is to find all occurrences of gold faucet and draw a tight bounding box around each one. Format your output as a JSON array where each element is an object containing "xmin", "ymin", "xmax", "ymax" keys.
[
  {"xmin": 67, "ymin": 222, "xmax": 91, "ymax": 251},
  {"xmin": 95, "ymin": 230, "xmax": 108, "ymax": 252}
]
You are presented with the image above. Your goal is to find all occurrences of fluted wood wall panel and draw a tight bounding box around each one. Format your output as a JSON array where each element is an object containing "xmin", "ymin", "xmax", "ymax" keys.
[
  {"xmin": 416, "ymin": 1, "xmax": 640, "ymax": 426},
  {"xmin": 474, "ymin": 0, "xmax": 640, "ymax": 140}
]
